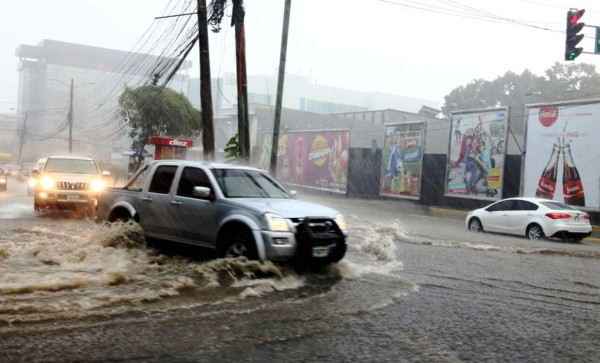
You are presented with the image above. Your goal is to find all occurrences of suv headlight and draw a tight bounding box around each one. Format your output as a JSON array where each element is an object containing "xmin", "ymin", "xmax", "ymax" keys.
[
  {"xmin": 265, "ymin": 213, "xmax": 290, "ymax": 232},
  {"xmin": 335, "ymin": 213, "xmax": 347, "ymax": 233},
  {"xmin": 90, "ymin": 179, "xmax": 106, "ymax": 192},
  {"xmin": 40, "ymin": 176, "xmax": 55, "ymax": 189}
]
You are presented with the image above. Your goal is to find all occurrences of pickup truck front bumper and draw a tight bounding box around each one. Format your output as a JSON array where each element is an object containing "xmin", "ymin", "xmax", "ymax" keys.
[{"xmin": 262, "ymin": 217, "xmax": 347, "ymax": 265}]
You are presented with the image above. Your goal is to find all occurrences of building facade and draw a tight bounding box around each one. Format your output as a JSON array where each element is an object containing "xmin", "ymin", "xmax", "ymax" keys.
[
  {"xmin": 188, "ymin": 72, "xmax": 440, "ymax": 116},
  {"xmin": 15, "ymin": 39, "xmax": 191, "ymax": 164}
]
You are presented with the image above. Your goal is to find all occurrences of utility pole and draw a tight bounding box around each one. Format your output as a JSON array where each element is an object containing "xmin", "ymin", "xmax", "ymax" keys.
[
  {"xmin": 197, "ymin": 0, "xmax": 215, "ymax": 161},
  {"xmin": 232, "ymin": 0, "xmax": 250, "ymax": 161},
  {"xmin": 68, "ymin": 78, "xmax": 74, "ymax": 154},
  {"xmin": 270, "ymin": 0, "xmax": 292, "ymax": 175},
  {"xmin": 17, "ymin": 110, "xmax": 28, "ymax": 163}
]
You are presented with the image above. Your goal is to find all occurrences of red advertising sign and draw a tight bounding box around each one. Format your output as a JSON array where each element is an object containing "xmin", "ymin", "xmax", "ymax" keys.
[
  {"xmin": 148, "ymin": 136, "xmax": 193, "ymax": 160},
  {"xmin": 148, "ymin": 137, "xmax": 193, "ymax": 147},
  {"xmin": 273, "ymin": 130, "xmax": 349, "ymax": 193}
]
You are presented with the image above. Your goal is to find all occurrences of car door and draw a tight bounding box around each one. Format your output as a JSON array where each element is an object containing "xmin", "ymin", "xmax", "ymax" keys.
[
  {"xmin": 505, "ymin": 200, "xmax": 538, "ymax": 236},
  {"xmin": 482, "ymin": 200, "xmax": 514, "ymax": 233},
  {"xmin": 138, "ymin": 165, "xmax": 178, "ymax": 238},
  {"xmin": 170, "ymin": 166, "xmax": 218, "ymax": 247}
]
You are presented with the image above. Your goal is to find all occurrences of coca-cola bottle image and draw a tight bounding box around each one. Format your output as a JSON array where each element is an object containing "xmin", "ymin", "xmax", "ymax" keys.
[
  {"xmin": 535, "ymin": 139, "xmax": 560, "ymax": 199},
  {"xmin": 562, "ymin": 139, "xmax": 585, "ymax": 206}
]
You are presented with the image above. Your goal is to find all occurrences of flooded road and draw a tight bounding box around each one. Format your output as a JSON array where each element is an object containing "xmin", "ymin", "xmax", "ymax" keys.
[{"xmin": 2, "ymin": 181, "xmax": 600, "ymax": 362}]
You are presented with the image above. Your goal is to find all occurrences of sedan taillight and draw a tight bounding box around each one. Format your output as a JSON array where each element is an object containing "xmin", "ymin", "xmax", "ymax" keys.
[
  {"xmin": 584, "ymin": 214, "xmax": 590, "ymax": 220},
  {"xmin": 545, "ymin": 212, "xmax": 571, "ymax": 219}
]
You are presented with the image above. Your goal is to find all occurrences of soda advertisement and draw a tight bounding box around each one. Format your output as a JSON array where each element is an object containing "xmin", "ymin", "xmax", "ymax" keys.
[
  {"xmin": 522, "ymin": 101, "xmax": 600, "ymax": 209},
  {"xmin": 379, "ymin": 122, "xmax": 425, "ymax": 199},
  {"xmin": 272, "ymin": 130, "xmax": 349, "ymax": 193},
  {"xmin": 445, "ymin": 108, "xmax": 509, "ymax": 199}
]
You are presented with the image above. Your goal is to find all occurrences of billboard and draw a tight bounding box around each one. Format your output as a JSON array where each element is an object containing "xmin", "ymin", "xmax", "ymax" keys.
[
  {"xmin": 379, "ymin": 122, "xmax": 425, "ymax": 199},
  {"xmin": 268, "ymin": 130, "xmax": 349, "ymax": 193},
  {"xmin": 445, "ymin": 108, "xmax": 509, "ymax": 200},
  {"xmin": 522, "ymin": 100, "xmax": 600, "ymax": 209}
]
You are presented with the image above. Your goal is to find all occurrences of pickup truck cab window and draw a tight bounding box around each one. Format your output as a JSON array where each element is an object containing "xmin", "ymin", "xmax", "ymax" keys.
[
  {"xmin": 177, "ymin": 167, "xmax": 211, "ymax": 198},
  {"xmin": 148, "ymin": 166, "xmax": 177, "ymax": 194}
]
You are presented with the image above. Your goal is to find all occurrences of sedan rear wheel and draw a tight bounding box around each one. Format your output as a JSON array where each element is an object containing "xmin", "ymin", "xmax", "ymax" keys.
[
  {"xmin": 526, "ymin": 224, "xmax": 544, "ymax": 240},
  {"xmin": 468, "ymin": 218, "xmax": 483, "ymax": 232}
]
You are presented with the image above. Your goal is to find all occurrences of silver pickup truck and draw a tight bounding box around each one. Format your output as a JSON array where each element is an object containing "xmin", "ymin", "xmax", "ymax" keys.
[{"xmin": 97, "ymin": 160, "xmax": 347, "ymax": 266}]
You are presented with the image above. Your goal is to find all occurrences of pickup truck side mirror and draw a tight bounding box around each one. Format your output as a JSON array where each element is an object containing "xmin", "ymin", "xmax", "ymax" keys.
[
  {"xmin": 289, "ymin": 190, "xmax": 298, "ymax": 198},
  {"xmin": 102, "ymin": 170, "xmax": 111, "ymax": 177},
  {"xmin": 31, "ymin": 169, "xmax": 40, "ymax": 177},
  {"xmin": 193, "ymin": 186, "xmax": 213, "ymax": 200}
]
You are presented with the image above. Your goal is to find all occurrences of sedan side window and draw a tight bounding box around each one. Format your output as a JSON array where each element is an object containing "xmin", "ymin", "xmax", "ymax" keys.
[
  {"xmin": 177, "ymin": 167, "xmax": 211, "ymax": 198},
  {"xmin": 515, "ymin": 200, "xmax": 538, "ymax": 211},
  {"xmin": 488, "ymin": 200, "xmax": 514, "ymax": 212}
]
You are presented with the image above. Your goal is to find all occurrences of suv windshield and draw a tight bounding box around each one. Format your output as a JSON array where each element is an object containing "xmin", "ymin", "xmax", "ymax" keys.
[{"xmin": 43, "ymin": 158, "xmax": 99, "ymax": 174}]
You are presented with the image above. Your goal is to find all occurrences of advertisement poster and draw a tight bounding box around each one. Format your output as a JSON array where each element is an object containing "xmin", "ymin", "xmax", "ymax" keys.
[
  {"xmin": 273, "ymin": 130, "xmax": 349, "ymax": 194},
  {"xmin": 522, "ymin": 101, "xmax": 600, "ymax": 209},
  {"xmin": 379, "ymin": 122, "xmax": 425, "ymax": 199},
  {"xmin": 445, "ymin": 108, "xmax": 508, "ymax": 199}
]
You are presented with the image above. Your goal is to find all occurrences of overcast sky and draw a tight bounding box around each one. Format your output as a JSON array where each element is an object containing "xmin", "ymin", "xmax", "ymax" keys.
[{"xmin": 0, "ymin": 0, "xmax": 597, "ymax": 113}]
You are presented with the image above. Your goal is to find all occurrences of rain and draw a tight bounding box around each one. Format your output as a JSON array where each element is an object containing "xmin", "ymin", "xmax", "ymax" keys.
[{"xmin": 1, "ymin": 1, "xmax": 600, "ymax": 362}]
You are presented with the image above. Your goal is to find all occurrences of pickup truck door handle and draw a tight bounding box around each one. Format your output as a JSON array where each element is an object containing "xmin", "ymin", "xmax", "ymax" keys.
[
  {"xmin": 142, "ymin": 197, "xmax": 152, "ymax": 202},
  {"xmin": 170, "ymin": 201, "xmax": 183, "ymax": 206}
]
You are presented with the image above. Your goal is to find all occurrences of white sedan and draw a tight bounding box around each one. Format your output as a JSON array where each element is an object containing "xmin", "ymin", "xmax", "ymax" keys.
[{"xmin": 466, "ymin": 197, "xmax": 592, "ymax": 242}]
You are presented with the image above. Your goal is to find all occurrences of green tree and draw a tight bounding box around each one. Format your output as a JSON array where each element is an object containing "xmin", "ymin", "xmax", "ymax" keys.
[
  {"xmin": 118, "ymin": 85, "xmax": 202, "ymax": 167},
  {"xmin": 223, "ymin": 133, "xmax": 241, "ymax": 163},
  {"xmin": 442, "ymin": 62, "xmax": 600, "ymax": 135},
  {"xmin": 442, "ymin": 62, "xmax": 600, "ymax": 119}
]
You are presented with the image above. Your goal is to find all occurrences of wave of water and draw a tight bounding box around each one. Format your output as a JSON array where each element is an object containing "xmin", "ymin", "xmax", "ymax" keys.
[{"xmin": 0, "ymin": 217, "xmax": 416, "ymax": 323}]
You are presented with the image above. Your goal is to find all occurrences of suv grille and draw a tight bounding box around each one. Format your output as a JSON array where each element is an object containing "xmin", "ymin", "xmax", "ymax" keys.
[{"xmin": 57, "ymin": 181, "xmax": 89, "ymax": 190}]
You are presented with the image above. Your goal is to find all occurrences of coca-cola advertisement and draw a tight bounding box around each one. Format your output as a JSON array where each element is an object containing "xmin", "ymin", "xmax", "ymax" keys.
[
  {"xmin": 444, "ymin": 108, "xmax": 509, "ymax": 200},
  {"xmin": 379, "ymin": 122, "xmax": 425, "ymax": 200},
  {"xmin": 523, "ymin": 100, "xmax": 600, "ymax": 209},
  {"xmin": 270, "ymin": 130, "xmax": 349, "ymax": 194}
]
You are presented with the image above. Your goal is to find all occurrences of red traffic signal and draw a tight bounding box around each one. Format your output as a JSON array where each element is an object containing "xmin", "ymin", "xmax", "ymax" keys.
[
  {"xmin": 565, "ymin": 9, "xmax": 585, "ymax": 61},
  {"xmin": 569, "ymin": 9, "xmax": 585, "ymax": 25}
]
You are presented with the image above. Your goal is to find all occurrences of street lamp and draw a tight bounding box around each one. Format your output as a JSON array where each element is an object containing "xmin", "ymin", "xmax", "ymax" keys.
[{"xmin": 47, "ymin": 78, "xmax": 95, "ymax": 154}]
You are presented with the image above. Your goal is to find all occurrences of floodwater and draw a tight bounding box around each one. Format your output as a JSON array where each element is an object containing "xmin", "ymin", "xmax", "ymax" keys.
[{"xmin": 0, "ymin": 212, "xmax": 415, "ymax": 325}]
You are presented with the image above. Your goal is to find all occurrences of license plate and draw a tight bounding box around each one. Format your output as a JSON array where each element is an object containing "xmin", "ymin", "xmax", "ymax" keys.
[
  {"xmin": 312, "ymin": 246, "xmax": 329, "ymax": 258},
  {"xmin": 67, "ymin": 195, "xmax": 79, "ymax": 201}
]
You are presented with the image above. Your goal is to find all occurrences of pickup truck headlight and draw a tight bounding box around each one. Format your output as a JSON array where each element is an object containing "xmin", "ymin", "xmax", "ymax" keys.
[
  {"xmin": 90, "ymin": 179, "xmax": 106, "ymax": 192},
  {"xmin": 335, "ymin": 213, "xmax": 347, "ymax": 233},
  {"xmin": 40, "ymin": 176, "xmax": 55, "ymax": 189},
  {"xmin": 265, "ymin": 213, "xmax": 290, "ymax": 232}
]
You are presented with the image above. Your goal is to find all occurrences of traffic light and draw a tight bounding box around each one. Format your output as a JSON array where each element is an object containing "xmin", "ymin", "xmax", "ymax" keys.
[{"xmin": 565, "ymin": 9, "xmax": 585, "ymax": 61}]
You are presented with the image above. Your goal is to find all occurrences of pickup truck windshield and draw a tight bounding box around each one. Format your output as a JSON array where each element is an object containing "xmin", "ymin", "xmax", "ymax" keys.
[
  {"xmin": 212, "ymin": 169, "xmax": 290, "ymax": 199},
  {"xmin": 44, "ymin": 159, "xmax": 99, "ymax": 174}
]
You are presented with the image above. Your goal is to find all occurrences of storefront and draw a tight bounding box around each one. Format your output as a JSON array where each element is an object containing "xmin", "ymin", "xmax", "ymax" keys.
[{"xmin": 148, "ymin": 137, "xmax": 193, "ymax": 160}]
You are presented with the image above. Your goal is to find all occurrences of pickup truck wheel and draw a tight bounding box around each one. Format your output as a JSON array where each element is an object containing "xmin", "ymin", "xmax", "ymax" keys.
[{"xmin": 220, "ymin": 231, "xmax": 258, "ymax": 260}]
